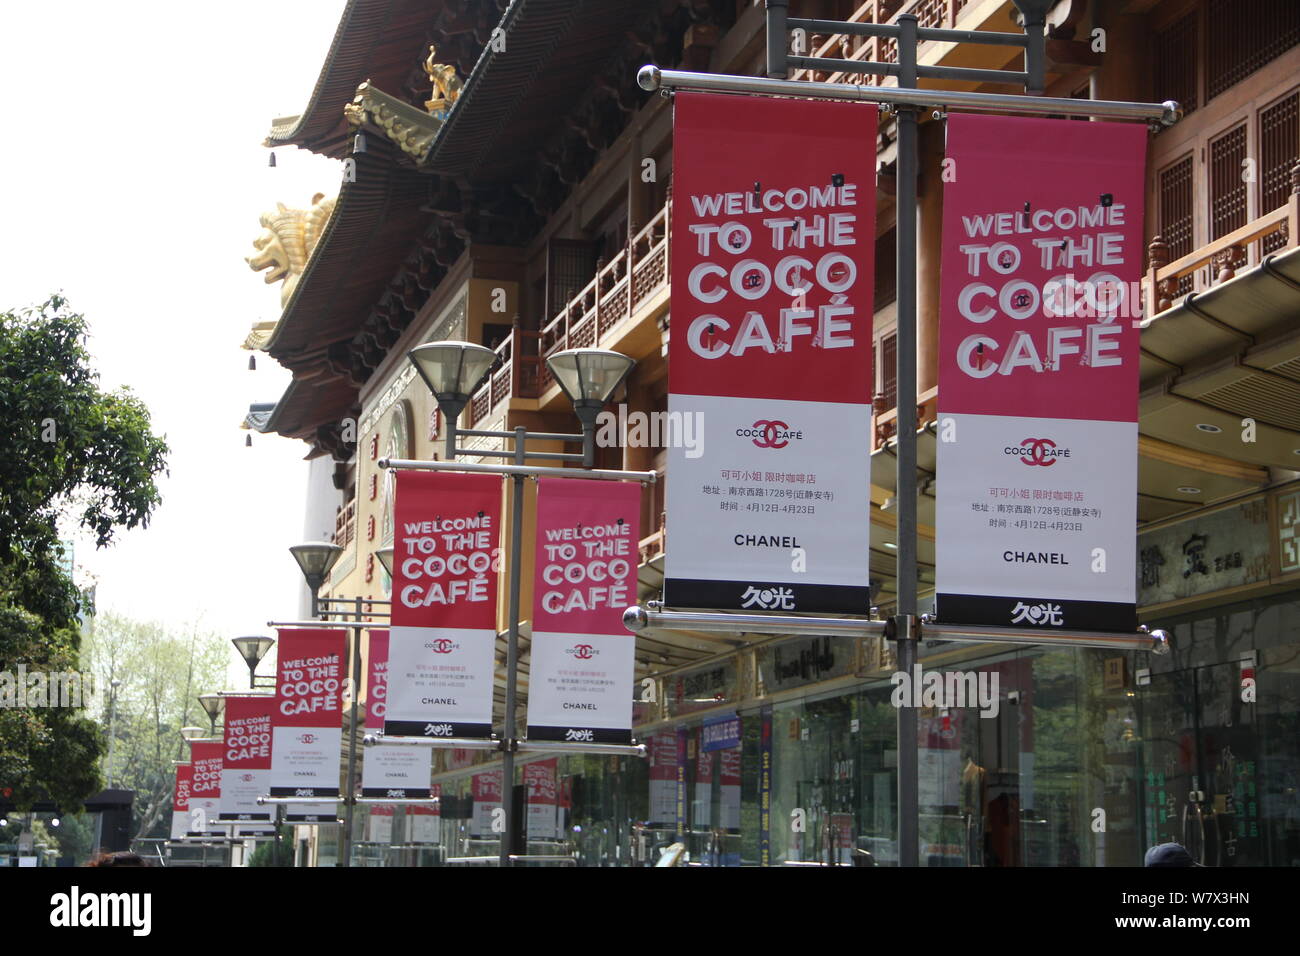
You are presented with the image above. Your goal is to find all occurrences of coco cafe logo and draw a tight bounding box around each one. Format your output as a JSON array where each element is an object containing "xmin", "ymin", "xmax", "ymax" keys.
[
  {"xmin": 565, "ymin": 643, "xmax": 599, "ymax": 660},
  {"xmin": 738, "ymin": 419, "xmax": 803, "ymax": 449},
  {"xmin": 425, "ymin": 637, "xmax": 462, "ymax": 654},
  {"xmin": 1005, "ymin": 437, "xmax": 1070, "ymax": 466}
]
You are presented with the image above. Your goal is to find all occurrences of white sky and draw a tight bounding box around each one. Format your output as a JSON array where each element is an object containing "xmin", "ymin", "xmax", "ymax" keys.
[{"xmin": 0, "ymin": 1, "xmax": 348, "ymax": 655}]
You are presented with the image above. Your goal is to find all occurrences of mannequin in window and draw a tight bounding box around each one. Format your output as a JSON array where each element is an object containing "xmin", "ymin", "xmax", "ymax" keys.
[{"xmin": 960, "ymin": 747, "xmax": 987, "ymax": 866}]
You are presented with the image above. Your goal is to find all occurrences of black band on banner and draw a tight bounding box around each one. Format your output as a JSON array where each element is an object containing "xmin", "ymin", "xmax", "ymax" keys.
[
  {"xmin": 217, "ymin": 812, "xmax": 272, "ymax": 822},
  {"xmin": 936, "ymin": 593, "xmax": 1138, "ymax": 633},
  {"xmin": 269, "ymin": 786, "xmax": 341, "ymax": 798},
  {"xmin": 664, "ymin": 578, "xmax": 872, "ymax": 614},
  {"xmin": 526, "ymin": 725, "xmax": 633, "ymax": 745},
  {"xmin": 383, "ymin": 720, "xmax": 494, "ymax": 739},
  {"xmin": 286, "ymin": 814, "xmax": 338, "ymax": 823},
  {"xmin": 361, "ymin": 787, "xmax": 435, "ymax": 798}
]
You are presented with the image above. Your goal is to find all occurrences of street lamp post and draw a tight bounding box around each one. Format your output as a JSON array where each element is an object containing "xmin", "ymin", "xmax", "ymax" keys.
[
  {"xmin": 284, "ymin": 552, "xmax": 393, "ymax": 869},
  {"xmin": 405, "ymin": 340, "xmax": 638, "ymax": 867},
  {"xmin": 107, "ymin": 678, "xmax": 122, "ymax": 788},
  {"xmin": 232, "ymin": 636, "xmax": 276, "ymax": 690},
  {"xmin": 197, "ymin": 693, "xmax": 224, "ymax": 737},
  {"xmin": 289, "ymin": 542, "xmax": 343, "ymax": 618}
]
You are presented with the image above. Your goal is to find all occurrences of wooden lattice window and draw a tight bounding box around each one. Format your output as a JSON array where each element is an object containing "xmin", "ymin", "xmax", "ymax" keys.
[
  {"xmin": 880, "ymin": 332, "xmax": 898, "ymax": 411},
  {"xmin": 874, "ymin": 228, "xmax": 897, "ymax": 310},
  {"xmin": 1154, "ymin": 11, "xmax": 1199, "ymax": 116},
  {"xmin": 1209, "ymin": 123, "xmax": 1249, "ymax": 240},
  {"xmin": 1206, "ymin": 0, "xmax": 1300, "ymax": 101},
  {"xmin": 1158, "ymin": 155, "xmax": 1195, "ymax": 297},
  {"xmin": 545, "ymin": 239, "xmax": 599, "ymax": 321},
  {"xmin": 1259, "ymin": 91, "xmax": 1299, "ymax": 254}
]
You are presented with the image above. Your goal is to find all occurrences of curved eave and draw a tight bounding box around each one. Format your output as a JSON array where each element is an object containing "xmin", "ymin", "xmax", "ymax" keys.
[
  {"xmin": 422, "ymin": 0, "xmax": 659, "ymax": 179},
  {"xmin": 263, "ymin": 377, "xmax": 358, "ymax": 443},
  {"xmin": 264, "ymin": 139, "xmax": 433, "ymax": 368},
  {"xmin": 265, "ymin": 0, "xmax": 456, "ymax": 158}
]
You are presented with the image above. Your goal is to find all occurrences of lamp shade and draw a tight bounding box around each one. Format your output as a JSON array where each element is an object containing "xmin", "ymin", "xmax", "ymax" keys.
[
  {"xmin": 198, "ymin": 693, "xmax": 225, "ymax": 722},
  {"xmin": 374, "ymin": 545, "xmax": 394, "ymax": 576},
  {"xmin": 546, "ymin": 349, "xmax": 635, "ymax": 405},
  {"xmin": 408, "ymin": 341, "xmax": 497, "ymax": 402},
  {"xmin": 232, "ymin": 635, "xmax": 275, "ymax": 670},
  {"xmin": 289, "ymin": 542, "xmax": 343, "ymax": 589}
]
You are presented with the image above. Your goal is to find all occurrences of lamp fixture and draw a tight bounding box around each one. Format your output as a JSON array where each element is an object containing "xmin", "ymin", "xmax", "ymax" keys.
[
  {"xmin": 232, "ymin": 635, "xmax": 276, "ymax": 689},
  {"xmin": 544, "ymin": 348, "xmax": 636, "ymax": 428}
]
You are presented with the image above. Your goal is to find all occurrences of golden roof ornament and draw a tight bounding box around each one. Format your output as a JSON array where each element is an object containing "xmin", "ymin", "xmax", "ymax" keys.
[
  {"xmin": 245, "ymin": 192, "xmax": 336, "ymax": 308},
  {"xmin": 424, "ymin": 44, "xmax": 462, "ymax": 118}
]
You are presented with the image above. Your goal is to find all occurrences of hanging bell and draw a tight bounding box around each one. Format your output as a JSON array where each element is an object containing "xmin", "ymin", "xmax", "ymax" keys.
[
  {"xmin": 353, "ymin": 132, "xmax": 367, "ymax": 154},
  {"xmin": 268, "ymin": 151, "xmax": 277, "ymax": 167},
  {"xmin": 248, "ymin": 354, "xmax": 256, "ymax": 371},
  {"xmin": 245, "ymin": 434, "xmax": 253, "ymax": 447}
]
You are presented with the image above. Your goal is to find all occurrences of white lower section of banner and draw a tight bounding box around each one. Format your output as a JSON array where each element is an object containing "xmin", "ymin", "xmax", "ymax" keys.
[
  {"xmin": 361, "ymin": 742, "xmax": 433, "ymax": 795},
  {"xmin": 409, "ymin": 810, "xmax": 441, "ymax": 844},
  {"xmin": 472, "ymin": 797, "xmax": 501, "ymax": 838},
  {"xmin": 270, "ymin": 726, "xmax": 343, "ymax": 795},
  {"xmin": 665, "ymin": 393, "xmax": 871, "ymax": 612},
  {"xmin": 368, "ymin": 810, "xmax": 393, "ymax": 844},
  {"xmin": 526, "ymin": 631, "xmax": 634, "ymax": 739},
  {"xmin": 384, "ymin": 625, "xmax": 496, "ymax": 735},
  {"xmin": 170, "ymin": 811, "xmax": 188, "ymax": 841},
  {"xmin": 186, "ymin": 797, "xmax": 222, "ymax": 836},
  {"xmin": 219, "ymin": 768, "xmax": 271, "ymax": 820},
  {"xmin": 527, "ymin": 801, "xmax": 557, "ymax": 840},
  {"xmin": 936, "ymin": 412, "xmax": 1136, "ymax": 606}
]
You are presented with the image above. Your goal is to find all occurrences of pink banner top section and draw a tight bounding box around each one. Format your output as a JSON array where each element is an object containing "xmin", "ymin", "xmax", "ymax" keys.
[{"xmin": 938, "ymin": 113, "xmax": 1147, "ymax": 423}]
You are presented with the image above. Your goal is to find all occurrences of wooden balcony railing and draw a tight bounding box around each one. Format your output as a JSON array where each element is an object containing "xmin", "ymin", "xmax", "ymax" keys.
[
  {"xmin": 791, "ymin": 0, "xmax": 975, "ymax": 85},
  {"xmin": 464, "ymin": 327, "xmax": 543, "ymax": 429},
  {"xmin": 539, "ymin": 201, "xmax": 670, "ymax": 391},
  {"xmin": 332, "ymin": 497, "xmax": 357, "ymax": 549},
  {"xmin": 1145, "ymin": 163, "xmax": 1300, "ymax": 316},
  {"xmin": 873, "ymin": 386, "xmax": 939, "ymax": 451}
]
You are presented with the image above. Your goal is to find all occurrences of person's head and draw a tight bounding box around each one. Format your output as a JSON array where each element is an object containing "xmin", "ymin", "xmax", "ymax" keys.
[
  {"xmin": 1144, "ymin": 842, "xmax": 1202, "ymax": 867},
  {"xmin": 85, "ymin": 850, "xmax": 149, "ymax": 867}
]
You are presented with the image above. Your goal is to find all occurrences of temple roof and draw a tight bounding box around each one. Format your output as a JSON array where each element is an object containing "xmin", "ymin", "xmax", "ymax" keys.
[{"xmin": 265, "ymin": 0, "xmax": 502, "ymax": 159}]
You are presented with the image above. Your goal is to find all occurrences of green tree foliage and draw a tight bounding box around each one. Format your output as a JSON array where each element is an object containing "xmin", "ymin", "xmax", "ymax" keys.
[
  {"xmin": 81, "ymin": 613, "xmax": 229, "ymax": 841},
  {"xmin": 0, "ymin": 295, "xmax": 169, "ymax": 811}
]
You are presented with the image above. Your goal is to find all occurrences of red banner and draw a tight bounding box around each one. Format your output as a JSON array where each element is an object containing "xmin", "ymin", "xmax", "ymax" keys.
[
  {"xmin": 270, "ymin": 628, "xmax": 346, "ymax": 799},
  {"xmin": 665, "ymin": 91, "xmax": 876, "ymax": 613},
  {"xmin": 362, "ymin": 629, "xmax": 432, "ymax": 798},
  {"xmin": 188, "ymin": 741, "xmax": 222, "ymax": 834},
  {"xmin": 525, "ymin": 758, "xmax": 559, "ymax": 840},
  {"xmin": 527, "ymin": 478, "xmax": 640, "ymax": 744},
  {"xmin": 386, "ymin": 472, "xmax": 502, "ymax": 738},
  {"xmin": 170, "ymin": 764, "xmax": 192, "ymax": 840},
  {"xmin": 219, "ymin": 695, "xmax": 274, "ymax": 821},
  {"xmin": 935, "ymin": 114, "xmax": 1146, "ymax": 632},
  {"xmin": 471, "ymin": 770, "xmax": 503, "ymax": 837}
]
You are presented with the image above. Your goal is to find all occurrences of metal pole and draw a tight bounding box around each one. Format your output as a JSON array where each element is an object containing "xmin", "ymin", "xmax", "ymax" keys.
[
  {"xmin": 340, "ymin": 595, "xmax": 363, "ymax": 867},
  {"xmin": 1020, "ymin": 4, "xmax": 1047, "ymax": 94},
  {"xmin": 636, "ymin": 66, "xmax": 1180, "ymax": 125},
  {"xmin": 107, "ymin": 678, "xmax": 120, "ymax": 788},
  {"xmin": 766, "ymin": 0, "xmax": 788, "ymax": 78},
  {"xmin": 380, "ymin": 457, "xmax": 656, "ymax": 484},
  {"xmin": 893, "ymin": 12, "xmax": 920, "ymax": 871},
  {"xmin": 500, "ymin": 425, "xmax": 527, "ymax": 867}
]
